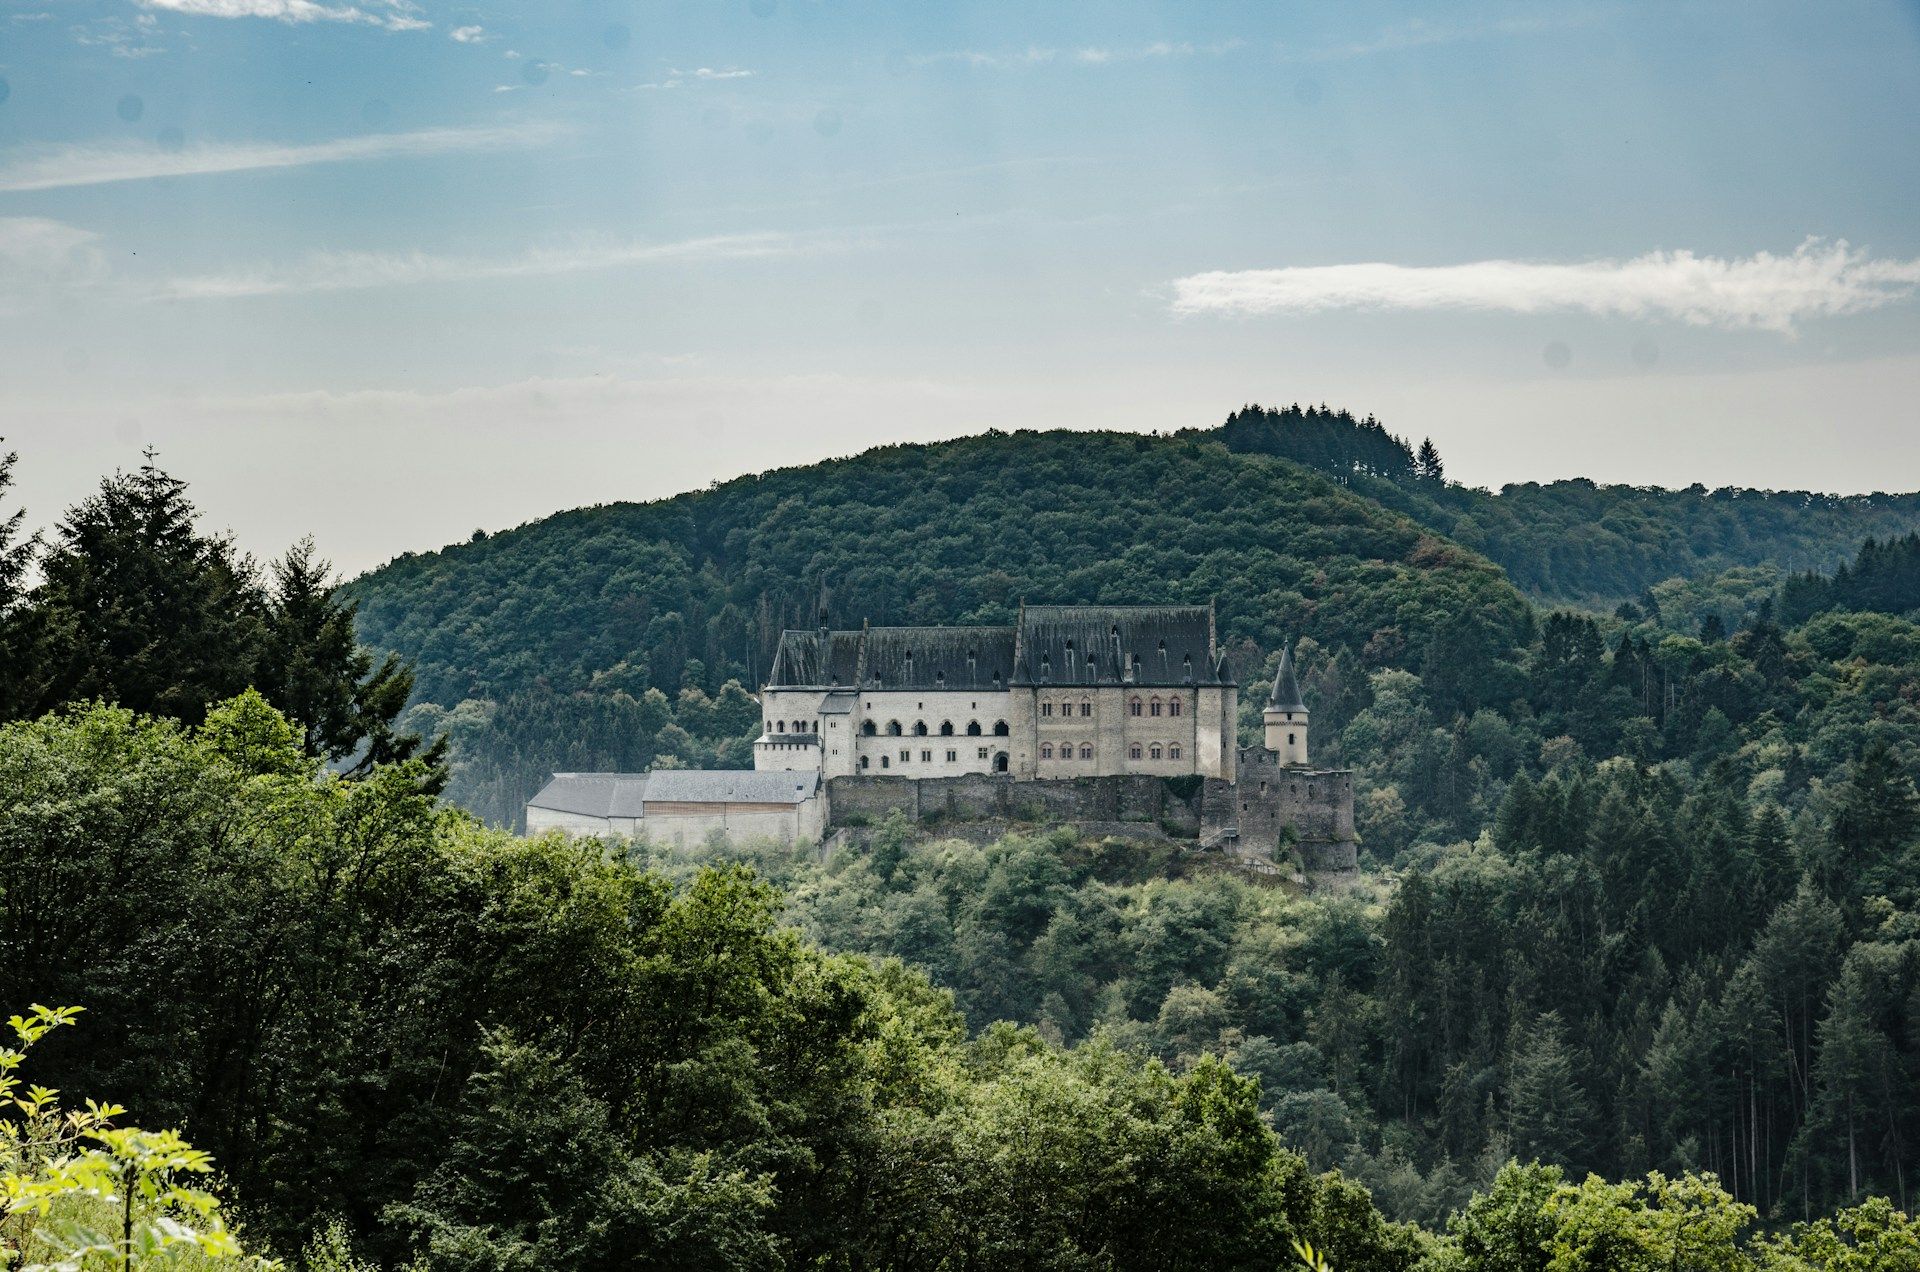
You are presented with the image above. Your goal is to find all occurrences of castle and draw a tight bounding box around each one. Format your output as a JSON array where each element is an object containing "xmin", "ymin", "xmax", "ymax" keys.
[
  {"xmin": 529, "ymin": 602, "xmax": 1356, "ymax": 870},
  {"xmin": 751, "ymin": 603, "xmax": 1356, "ymax": 869}
]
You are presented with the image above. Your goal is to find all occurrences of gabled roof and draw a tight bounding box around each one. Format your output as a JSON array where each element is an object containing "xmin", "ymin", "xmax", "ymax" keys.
[
  {"xmin": 528, "ymin": 772, "xmax": 651, "ymax": 819},
  {"xmin": 1014, "ymin": 604, "xmax": 1229, "ymax": 687},
  {"xmin": 642, "ymin": 769, "xmax": 819, "ymax": 805},
  {"xmin": 862, "ymin": 626, "xmax": 1016, "ymax": 690},
  {"xmin": 1267, "ymin": 645, "xmax": 1306, "ymax": 711},
  {"xmin": 767, "ymin": 629, "xmax": 864, "ymax": 687}
]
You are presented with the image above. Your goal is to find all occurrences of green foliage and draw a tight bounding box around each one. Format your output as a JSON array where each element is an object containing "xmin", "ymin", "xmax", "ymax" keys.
[
  {"xmin": 1, "ymin": 1005, "xmax": 266, "ymax": 1271},
  {"xmin": 0, "ymin": 453, "xmax": 442, "ymax": 788}
]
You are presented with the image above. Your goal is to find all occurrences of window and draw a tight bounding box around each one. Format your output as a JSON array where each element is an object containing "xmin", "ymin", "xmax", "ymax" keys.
[
  {"xmin": 1150, "ymin": 699, "xmax": 1163, "ymax": 717},
  {"xmin": 860, "ymin": 720, "xmax": 875, "ymax": 735},
  {"xmin": 994, "ymin": 721, "xmax": 1009, "ymax": 736},
  {"xmin": 881, "ymin": 755, "xmax": 890, "ymax": 769},
  {"xmin": 1289, "ymin": 732, "xmax": 1296, "ymax": 746},
  {"xmin": 775, "ymin": 720, "xmax": 785, "ymax": 732},
  {"xmin": 900, "ymin": 749, "xmax": 911, "ymax": 762},
  {"xmin": 1079, "ymin": 702, "xmax": 1092, "ymax": 717},
  {"xmin": 967, "ymin": 721, "xmax": 982, "ymax": 735},
  {"xmin": 1079, "ymin": 743, "xmax": 1094, "ymax": 760},
  {"xmin": 1150, "ymin": 744, "xmax": 1163, "ymax": 760},
  {"xmin": 921, "ymin": 750, "xmax": 933, "ymax": 763},
  {"xmin": 1041, "ymin": 703, "xmax": 1053, "ymax": 718},
  {"xmin": 1168, "ymin": 698, "xmax": 1182, "ymax": 717},
  {"xmin": 1041, "ymin": 743, "xmax": 1054, "ymax": 759},
  {"xmin": 914, "ymin": 722, "xmax": 928, "ymax": 736},
  {"xmin": 859, "ymin": 755, "xmax": 870, "ymax": 769},
  {"xmin": 1129, "ymin": 698, "xmax": 1143, "ymax": 717},
  {"xmin": 977, "ymin": 747, "xmax": 989, "ymax": 759},
  {"xmin": 940, "ymin": 721, "xmax": 954, "ymax": 736},
  {"xmin": 1129, "ymin": 743, "xmax": 1142, "ymax": 760},
  {"xmin": 946, "ymin": 749, "xmax": 957, "ymax": 762},
  {"xmin": 887, "ymin": 721, "xmax": 902, "ymax": 736},
  {"xmin": 1169, "ymin": 744, "xmax": 1181, "ymax": 760}
]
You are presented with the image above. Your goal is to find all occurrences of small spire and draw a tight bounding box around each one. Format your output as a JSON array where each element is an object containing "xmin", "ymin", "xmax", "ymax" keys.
[{"xmin": 1268, "ymin": 643, "xmax": 1306, "ymax": 711}]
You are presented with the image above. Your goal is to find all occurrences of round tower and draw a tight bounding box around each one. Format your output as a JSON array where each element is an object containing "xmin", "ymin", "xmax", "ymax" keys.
[{"xmin": 1264, "ymin": 644, "xmax": 1309, "ymax": 766}]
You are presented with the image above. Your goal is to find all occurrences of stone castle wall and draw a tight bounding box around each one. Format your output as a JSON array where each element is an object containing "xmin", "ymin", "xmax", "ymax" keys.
[{"xmin": 828, "ymin": 773, "xmax": 1209, "ymax": 835}]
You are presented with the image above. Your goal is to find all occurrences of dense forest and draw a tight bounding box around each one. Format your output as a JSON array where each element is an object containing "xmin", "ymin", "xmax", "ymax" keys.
[
  {"xmin": 341, "ymin": 411, "xmax": 1920, "ymax": 825},
  {"xmin": 7, "ymin": 431, "xmax": 1920, "ymax": 1266}
]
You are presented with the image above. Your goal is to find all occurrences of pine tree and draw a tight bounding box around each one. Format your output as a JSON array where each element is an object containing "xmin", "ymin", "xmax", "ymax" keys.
[
  {"xmin": 28, "ymin": 451, "xmax": 264, "ymax": 725},
  {"xmin": 0, "ymin": 444, "xmax": 39, "ymax": 718},
  {"xmin": 1506, "ymin": 1011, "xmax": 1599, "ymax": 1170},
  {"xmin": 1415, "ymin": 438, "xmax": 1445, "ymax": 484}
]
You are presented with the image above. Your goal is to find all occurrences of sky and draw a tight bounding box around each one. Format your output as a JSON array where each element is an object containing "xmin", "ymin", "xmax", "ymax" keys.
[{"xmin": 2, "ymin": 0, "xmax": 1919, "ymax": 576}]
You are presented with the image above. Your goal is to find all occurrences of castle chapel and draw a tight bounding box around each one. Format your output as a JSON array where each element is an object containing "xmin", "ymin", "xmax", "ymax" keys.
[{"xmin": 754, "ymin": 604, "xmax": 1240, "ymax": 781}]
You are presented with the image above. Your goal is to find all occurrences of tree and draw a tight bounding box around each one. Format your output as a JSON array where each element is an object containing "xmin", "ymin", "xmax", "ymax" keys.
[
  {"xmin": 25, "ymin": 451, "xmax": 263, "ymax": 726},
  {"xmin": 1506, "ymin": 1013, "xmax": 1598, "ymax": 1171},
  {"xmin": 1416, "ymin": 438, "xmax": 1446, "ymax": 484},
  {"xmin": 0, "ymin": 444, "xmax": 38, "ymax": 720},
  {"xmin": 256, "ymin": 537, "xmax": 447, "ymax": 785}
]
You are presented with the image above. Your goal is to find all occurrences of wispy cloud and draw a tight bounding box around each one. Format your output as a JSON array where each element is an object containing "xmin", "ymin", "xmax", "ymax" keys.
[
  {"xmin": 1277, "ymin": 10, "xmax": 1605, "ymax": 62},
  {"xmin": 0, "ymin": 122, "xmax": 559, "ymax": 193},
  {"xmin": 135, "ymin": 0, "xmax": 428, "ymax": 31},
  {"xmin": 71, "ymin": 13, "xmax": 166, "ymax": 58},
  {"xmin": 910, "ymin": 39, "xmax": 1239, "ymax": 70},
  {"xmin": 1170, "ymin": 240, "xmax": 1920, "ymax": 334},
  {"xmin": 449, "ymin": 23, "xmax": 489, "ymax": 43},
  {"xmin": 0, "ymin": 217, "xmax": 107, "ymax": 283},
  {"xmin": 628, "ymin": 66, "xmax": 757, "ymax": 91},
  {"xmin": 148, "ymin": 231, "xmax": 814, "ymax": 300}
]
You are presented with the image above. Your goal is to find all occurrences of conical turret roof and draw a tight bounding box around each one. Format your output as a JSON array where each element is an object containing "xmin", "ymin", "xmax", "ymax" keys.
[{"xmin": 1267, "ymin": 644, "xmax": 1306, "ymax": 712}]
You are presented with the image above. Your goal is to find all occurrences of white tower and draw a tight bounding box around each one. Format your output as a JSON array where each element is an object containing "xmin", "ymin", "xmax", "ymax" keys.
[{"xmin": 1263, "ymin": 644, "xmax": 1309, "ymax": 766}]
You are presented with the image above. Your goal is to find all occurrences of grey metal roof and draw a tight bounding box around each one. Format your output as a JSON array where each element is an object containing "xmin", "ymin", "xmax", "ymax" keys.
[
  {"xmin": 643, "ymin": 769, "xmax": 820, "ymax": 805},
  {"xmin": 818, "ymin": 691, "xmax": 858, "ymax": 714},
  {"xmin": 1014, "ymin": 604, "xmax": 1228, "ymax": 687},
  {"xmin": 527, "ymin": 772, "xmax": 651, "ymax": 819},
  {"xmin": 1268, "ymin": 645, "xmax": 1306, "ymax": 711}
]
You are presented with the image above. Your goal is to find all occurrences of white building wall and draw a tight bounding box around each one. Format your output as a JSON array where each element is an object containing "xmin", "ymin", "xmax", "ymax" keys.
[
  {"xmin": 525, "ymin": 808, "xmax": 642, "ymax": 838},
  {"xmin": 851, "ymin": 689, "xmax": 1017, "ymax": 777}
]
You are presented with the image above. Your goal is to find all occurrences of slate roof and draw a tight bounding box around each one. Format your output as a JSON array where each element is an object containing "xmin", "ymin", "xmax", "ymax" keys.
[
  {"xmin": 863, "ymin": 626, "xmax": 1017, "ymax": 690},
  {"xmin": 1014, "ymin": 605, "xmax": 1229, "ymax": 687},
  {"xmin": 818, "ymin": 691, "xmax": 858, "ymax": 715},
  {"xmin": 642, "ymin": 770, "xmax": 820, "ymax": 805},
  {"xmin": 527, "ymin": 772, "xmax": 651, "ymax": 819},
  {"xmin": 767, "ymin": 629, "xmax": 864, "ymax": 687},
  {"xmin": 1268, "ymin": 645, "xmax": 1307, "ymax": 711},
  {"xmin": 764, "ymin": 605, "xmax": 1233, "ymax": 692}
]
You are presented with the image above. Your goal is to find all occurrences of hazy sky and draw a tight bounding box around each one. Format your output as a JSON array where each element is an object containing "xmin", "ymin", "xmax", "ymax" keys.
[{"xmin": 3, "ymin": 0, "xmax": 1919, "ymax": 575}]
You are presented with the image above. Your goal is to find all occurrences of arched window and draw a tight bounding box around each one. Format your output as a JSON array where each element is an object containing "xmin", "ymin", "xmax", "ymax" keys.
[
  {"xmin": 967, "ymin": 721, "xmax": 982, "ymax": 736},
  {"xmin": 1129, "ymin": 743, "xmax": 1143, "ymax": 760},
  {"xmin": 1168, "ymin": 698, "xmax": 1182, "ymax": 717},
  {"xmin": 1169, "ymin": 744, "xmax": 1182, "ymax": 760},
  {"xmin": 1150, "ymin": 743, "xmax": 1163, "ymax": 760},
  {"xmin": 860, "ymin": 720, "xmax": 876, "ymax": 736},
  {"xmin": 792, "ymin": 720, "xmax": 806, "ymax": 733},
  {"xmin": 859, "ymin": 755, "xmax": 870, "ymax": 769},
  {"xmin": 1041, "ymin": 743, "xmax": 1054, "ymax": 759},
  {"xmin": 914, "ymin": 722, "xmax": 929, "ymax": 736},
  {"xmin": 993, "ymin": 721, "xmax": 1010, "ymax": 736},
  {"xmin": 1129, "ymin": 698, "xmax": 1143, "ymax": 717},
  {"xmin": 1079, "ymin": 743, "xmax": 1094, "ymax": 760},
  {"xmin": 887, "ymin": 720, "xmax": 902, "ymax": 736},
  {"xmin": 775, "ymin": 720, "xmax": 786, "ymax": 732},
  {"xmin": 1150, "ymin": 699, "xmax": 1163, "ymax": 718},
  {"xmin": 940, "ymin": 721, "xmax": 955, "ymax": 736}
]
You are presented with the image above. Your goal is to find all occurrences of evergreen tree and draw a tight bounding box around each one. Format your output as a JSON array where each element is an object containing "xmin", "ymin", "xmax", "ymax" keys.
[
  {"xmin": 1506, "ymin": 1012, "xmax": 1598, "ymax": 1170},
  {"xmin": 1416, "ymin": 437, "xmax": 1445, "ymax": 484},
  {"xmin": 26, "ymin": 451, "xmax": 264, "ymax": 726},
  {"xmin": 257, "ymin": 537, "xmax": 447, "ymax": 784},
  {"xmin": 0, "ymin": 444, "xmax": 39, "ymax": 719}
]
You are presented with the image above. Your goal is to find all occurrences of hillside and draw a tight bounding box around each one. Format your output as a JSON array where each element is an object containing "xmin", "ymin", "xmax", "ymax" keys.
[
  {"xmin": 349, "ymin": 427, "xmax": 1533, "ymax": 709},
  {"xmin": 1200, "ymin": 405, "xmax": 1920, "ymax": 604}
]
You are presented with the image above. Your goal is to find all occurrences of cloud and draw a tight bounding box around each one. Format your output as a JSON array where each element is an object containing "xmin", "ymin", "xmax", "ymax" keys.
[
  {"xmin": 627, "ymin": 66, "xmax": 757, "ymax": 91},
  {"xmin": 1169, "ymin": 240, "xmax": 1920, "ymax": 334},
  {"xmin": 147, "ymin": 231, "xmax": 814, "ymax": 300},
  {"xmin": 449, "ymin": 23, "xmax": 488, "ymax": 42},
  {"xmin": 0, "ymin": 217, "xmax": 107, "ymax": 283},
  {"xmin": 691, "ymin": 66, "xmax": 754, "ymax": 79},
  {"xmin": 136, "ymin": 0, "xmax": 428, "ymax": 30},
  {"xmin": 910, "ymin": 40, "xmax": 1237, "ymax": 70},
  {"xmin": 1277, "ymin": 10, "xmax": 1605, "ymax": 62},
  {"xmin": 0, "ymin": 122, "xmax": 559, "ymax": 193}
]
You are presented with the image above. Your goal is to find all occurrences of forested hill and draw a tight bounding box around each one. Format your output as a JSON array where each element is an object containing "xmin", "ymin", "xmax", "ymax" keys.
[
  {"xmin": 347, "ymin": 427, "xmax": 1533, "ymax": 714},
  {"xmin": 1197, "ymin": 405, "xmax": 1920, "ymax": 603}
]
